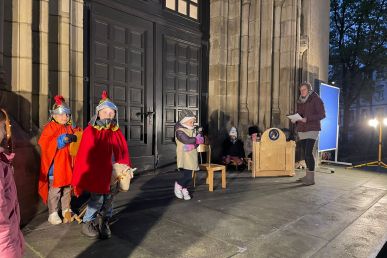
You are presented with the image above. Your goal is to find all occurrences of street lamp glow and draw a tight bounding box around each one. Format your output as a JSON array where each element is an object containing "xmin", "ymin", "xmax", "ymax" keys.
[
  {"xmin": 368, "ymin": 119, "xmax": 379, "ymax": 127},
  {"xmin": 384, "ymin": 118, "xmax": 387, "ymax": 126}
]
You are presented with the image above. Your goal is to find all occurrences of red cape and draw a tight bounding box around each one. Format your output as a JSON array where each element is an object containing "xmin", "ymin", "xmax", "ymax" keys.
[
  {"xmin": 38, "ymin": 122, "xmax": 77, "ymax": 204},
  {"xmin": 72, "ymin": 126, "xmax": 131, "ymax": 195}
]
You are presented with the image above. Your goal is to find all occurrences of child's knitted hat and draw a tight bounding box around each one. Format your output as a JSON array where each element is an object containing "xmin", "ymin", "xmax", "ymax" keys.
[
  {"xmin": 248, "ymin": 126, "xmax": 261, "ymax": 136},
  {"xmin": 229, "ymin": 127, "xmax": 237, "ymax": 137},
  {"xmin": 179, "ymin": 109, "xmax": 196, "ymax": 125}
]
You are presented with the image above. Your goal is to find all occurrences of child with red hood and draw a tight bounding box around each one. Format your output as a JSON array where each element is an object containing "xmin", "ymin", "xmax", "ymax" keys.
[
  {"xmin": 0, "ymin": 109, "xmax": 24, "ymax": 258},
  {"xmin": 72, "ymin": 91, "xmax": 131, "ymax": 239},
  {"xmin": 38, "ymin": 96, "xmax": 79, "ymax": 225}
]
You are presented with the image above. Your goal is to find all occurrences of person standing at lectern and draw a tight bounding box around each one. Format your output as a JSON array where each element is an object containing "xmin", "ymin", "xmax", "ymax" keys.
[{"xmin": 292, "ymin": 82, "xmax": 325, "ymax": 185}]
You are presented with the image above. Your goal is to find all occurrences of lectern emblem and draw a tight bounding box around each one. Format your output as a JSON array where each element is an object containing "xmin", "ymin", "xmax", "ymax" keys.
[{"xmin": 268, "ymin": 129, "xmax": 280, "ymax": 141}]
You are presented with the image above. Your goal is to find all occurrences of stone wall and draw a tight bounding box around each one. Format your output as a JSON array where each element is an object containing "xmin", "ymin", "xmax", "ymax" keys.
[
  {"xmin": 208, "ymin": 0, "xmax": 329, "ymax": 160},
  {"xmin": 0, "ymin": 0, "xmax": 84, "ymax": 224}
]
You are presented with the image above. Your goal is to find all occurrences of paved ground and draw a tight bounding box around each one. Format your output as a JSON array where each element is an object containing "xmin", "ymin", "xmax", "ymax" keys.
[{"xmin": 22, "ymin": 165, "xmax": 387, "ymax": 258}]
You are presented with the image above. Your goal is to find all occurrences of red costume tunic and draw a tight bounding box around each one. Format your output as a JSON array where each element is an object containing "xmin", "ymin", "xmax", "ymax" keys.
[
  {"xmin": 38, "ymin": 122, "xmax": 76, "ymax": 204},
  {"xmin": 72, "ymin": 126, "xmax": 131, "ymax": 195}
]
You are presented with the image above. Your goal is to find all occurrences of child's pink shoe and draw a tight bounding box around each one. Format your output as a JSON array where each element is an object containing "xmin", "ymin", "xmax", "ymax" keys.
[
  {"xmin": 174, "ymin": 181, "xmax": 183, "ymax": 199},
  {"xmin": 182, "ymin": 188, "xmax": 191, "ymax": 200}
]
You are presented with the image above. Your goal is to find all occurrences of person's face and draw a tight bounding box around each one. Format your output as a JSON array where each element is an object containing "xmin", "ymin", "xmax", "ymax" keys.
[
  {"xmin": 0, "ymin": 121, "xmax": 6, "ymax": 144},
  {"xmin": 53, "ymin": 113, "xmax": 70, "ymax": 125},
  {"xmin": 98, "ymin": 107, "xmax": 116, "ymax": 120},
  {"xmin": 251, "ymin": 133, "xmax": 257, "ymax": 140},
  {"xmin": 230, "ymin": 135, "xmax": 237, "ymax": 140},
  {"xmin": 300, "ymin": 85, "xmax": 309, "ymax": 97},
  {"xmin": 183, "ymin": 117, "xmax": 196, "ymax": 128}
]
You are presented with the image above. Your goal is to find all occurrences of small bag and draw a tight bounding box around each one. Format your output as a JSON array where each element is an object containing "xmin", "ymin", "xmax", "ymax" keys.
[{"xmin": 111, "ymin": 163, "xmax": 136, "ymax": 192}]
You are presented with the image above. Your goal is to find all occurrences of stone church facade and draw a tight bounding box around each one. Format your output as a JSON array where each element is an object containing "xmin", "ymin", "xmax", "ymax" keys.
[{"xmin": 0, "ymin": 0, "xmax": 329, "ymax": 223}]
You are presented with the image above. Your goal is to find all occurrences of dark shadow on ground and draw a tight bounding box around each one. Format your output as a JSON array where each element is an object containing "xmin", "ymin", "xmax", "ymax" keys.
[
  {"xmin": 377, "ymin": 241, "xmax": 387, "ymax": 258},
  {"xmin": 74, "ymin": 171, "xmax": 179, "ymax": 258}
]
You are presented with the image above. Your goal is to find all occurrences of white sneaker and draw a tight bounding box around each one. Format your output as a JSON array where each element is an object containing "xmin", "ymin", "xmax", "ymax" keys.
[
  {"xmin": 182, "ymin": 188, "xmax": 191, "ymax": 200},
  {"xmin": 48, "ymin": 211, "xmax": 62, "ymax": 225},
  {"xmin": 174, "ymin": 182, "xmax": 183, "ymax": 199}
]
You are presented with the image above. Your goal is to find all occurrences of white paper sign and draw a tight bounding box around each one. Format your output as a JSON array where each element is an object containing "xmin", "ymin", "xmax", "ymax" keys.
[{"xmin": 286, "ymin": 113, "xmax": 303, "ymax": 121}]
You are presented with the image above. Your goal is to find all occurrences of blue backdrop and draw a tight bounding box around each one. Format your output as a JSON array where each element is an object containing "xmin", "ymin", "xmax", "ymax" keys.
[{"xmin": 318, "ymin": 83, "xmax": 340, "ymax": 151}]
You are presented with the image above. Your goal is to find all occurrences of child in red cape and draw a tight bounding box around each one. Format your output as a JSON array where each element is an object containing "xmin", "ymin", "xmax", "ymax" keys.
[
  {"xmin": 72, "ymin": 91, "xmax": 131, "ymax": 239},
  {"xmin": 38, "ymin": 96, "xmax": 79, "ymax": 225},
  {"xmin": 0, "ymin": 109, "xmax": 24, "ymax": 258}
]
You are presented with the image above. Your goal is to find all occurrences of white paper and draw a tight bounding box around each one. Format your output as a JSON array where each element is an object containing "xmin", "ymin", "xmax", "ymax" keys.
[{"xmin": 286, "ymin": 113, "xmax": 303, "ymax": 121}]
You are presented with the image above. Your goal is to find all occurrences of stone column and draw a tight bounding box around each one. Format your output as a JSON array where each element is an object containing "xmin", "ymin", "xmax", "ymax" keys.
[
  {"xmin": 259, "ymin": 0, "xmax": 274, "ymax": 129},
  {"xmin": 226, "ymin": 0, "xmax": 241, "ymax": 126},
  {"xmin": 247, "ymin": 0, "xmax": 261, "ymax": 126},
  {"xmin": 0, "ymin": 0, "xmax": 5, "ymax": 86},
  {"xmin": 238, "ymin": 0, "xmax": 251, "ymax": 126},
  {"xmin": 58, "ymin": 0, "xmax": 70, "ymax": 98},
  {"xmin": 278, "ymin": 0, "xmax": 298, "ymax": 127},
  {"xmin": 271, "ymin": 0, "xmax": 284, "ymax": 127},
  {"xmin": 208, "ymin": 0, "xmax": 231, "ymax": 160},
  {"xmin": 70, "ymin": 0, "xmax": 84, "ymax": 126},
  {"xmin": 39, "ymin": 0, "xmax": 49, "ymax": 125},
  {"xmin": 5, "ymin": 0, "xmax": 34, "ymax": 131}
]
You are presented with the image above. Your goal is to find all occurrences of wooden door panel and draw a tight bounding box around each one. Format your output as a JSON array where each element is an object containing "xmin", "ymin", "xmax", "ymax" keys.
[
  {"xmin": 155, "ymin": 26, "xmax": 202, "ymax": 166},
  {"xmin": 90, "ymin": 3, "xmax": 154, "ymax": 166}
]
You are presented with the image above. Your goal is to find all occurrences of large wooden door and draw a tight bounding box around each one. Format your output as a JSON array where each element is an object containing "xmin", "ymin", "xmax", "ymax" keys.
[
  {"xmin": 155, "ymin": 25, "xmax": 202, "ymax": 167},
  {"xmin": 89, "ymin": 3, "xmax": 154, "ymax": 168}
]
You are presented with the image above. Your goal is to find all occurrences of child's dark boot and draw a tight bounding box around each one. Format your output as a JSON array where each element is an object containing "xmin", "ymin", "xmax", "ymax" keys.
[
  {"xmin": 99, "ymin": 217, "xmax": 112, "ymax": 239},
  {"xmin": 81, "ymin": 220, "xmax": 99, "ymax": 239}
]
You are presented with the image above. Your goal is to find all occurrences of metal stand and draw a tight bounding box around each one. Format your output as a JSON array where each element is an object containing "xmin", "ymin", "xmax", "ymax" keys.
[{"xmin": 348, "ymin": 122, "xmax": 387, "ymax": 169}]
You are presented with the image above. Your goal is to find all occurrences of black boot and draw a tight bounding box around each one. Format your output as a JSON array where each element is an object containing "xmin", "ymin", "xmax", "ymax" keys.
[
  {"xmin": 99, "ymin": 217, "xmax": 112, "ymax": 239},
  {"xmin": 81, "ymin": 220, "xmax": 99, "ymax": 239},
  {"xmin": 238, "ymin": 163, "xmax": 246, "ymax": 172}
]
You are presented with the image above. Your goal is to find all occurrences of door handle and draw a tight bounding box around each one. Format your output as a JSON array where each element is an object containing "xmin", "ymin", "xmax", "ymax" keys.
[
  {"xmin": 145, "ymin": 111, "xmax": 155, "ymax": 117},
  {"xmin": 136, "ymin": 111, "xmax": 155, "ymax": 117}
]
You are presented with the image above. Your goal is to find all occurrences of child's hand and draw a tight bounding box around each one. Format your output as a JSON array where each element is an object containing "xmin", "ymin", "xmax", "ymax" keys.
[
  {"xmin": 183, "ymin": 144, "xmax": 195, "ymax": 152},
  {"xmin": 57, "ymin": 134, "xmax": 68, "ymax": 149},
  {"xmin": 66, "ymin": 134, "xmax": 78, "ymax": 143},
  {"xmin": 195, "ymin": 135, "xmax": 204, "ymax": 144}
]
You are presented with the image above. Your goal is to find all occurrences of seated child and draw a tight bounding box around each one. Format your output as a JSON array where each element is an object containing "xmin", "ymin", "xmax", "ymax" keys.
[
  {"xmin": 38, "ymin": 96, "xmax": 79, "ymax": 225},
  {"xmin": 222, "ymin": 127, "xmax": 245, "ymax": 170},
  {"xmin": 244, "ymin": 126, "xmax": 262, "ymax": 158}
]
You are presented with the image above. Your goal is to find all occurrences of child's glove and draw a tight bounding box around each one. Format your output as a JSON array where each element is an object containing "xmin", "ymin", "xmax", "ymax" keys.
[
  {"xmin": 183, "ymin": 144, "xmax": 195, "ymax": 152},
  {"xmin": 195, "ymin": 135, "xmax": 204, "ymax": 144},
  {"xmin": 57, "ymin": 134, "xmax": 68, "ymax": 149},
  {"xmin": 66, "ymin": 134, "xmax": 78, "ymax": 143}
]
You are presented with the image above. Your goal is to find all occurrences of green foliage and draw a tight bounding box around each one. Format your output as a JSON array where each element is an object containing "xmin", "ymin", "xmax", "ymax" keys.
[{"xmin": 330, "ymin": 0, "xmax": 387, "ymax": 104}]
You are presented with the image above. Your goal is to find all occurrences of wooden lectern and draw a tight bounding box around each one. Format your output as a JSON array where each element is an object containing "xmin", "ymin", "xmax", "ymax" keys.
[{"xmin": 252, "ymin": 128, "xmax": 295, "ymax": 177}]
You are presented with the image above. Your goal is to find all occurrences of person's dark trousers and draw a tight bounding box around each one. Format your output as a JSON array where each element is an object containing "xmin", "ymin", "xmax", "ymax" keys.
[
  {"xmin": 295, "ymin": 140, "xmax": 305, "ymax": 162},
  {"xmin": 177, "ymin": 169, "xmax": 192, "ymax": 188},
  {"xmin": 300, "ymin": 139, "xmax": 316, "ymax": 171}
]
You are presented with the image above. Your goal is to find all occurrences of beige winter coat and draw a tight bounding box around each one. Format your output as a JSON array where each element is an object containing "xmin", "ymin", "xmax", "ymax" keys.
[{"xmin": 175, "ymin": 127, "xmax": 199, "ymax": 171}]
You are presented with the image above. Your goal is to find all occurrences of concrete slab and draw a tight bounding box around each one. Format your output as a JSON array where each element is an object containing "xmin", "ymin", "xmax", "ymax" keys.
[
  {"xmin": 144, "ymin": 201, "xmax": 272, "ymax": 246},
  {"xmin": 238, "ymin": 228, "xmax": 328, "ymax": 258},
  {"xmin": 108, "ymin": 211, "xmax": 238, "ymax": 258},
  {"xmin": 22, "ymin": 166, "xmax": 387, "ymax": 258}
]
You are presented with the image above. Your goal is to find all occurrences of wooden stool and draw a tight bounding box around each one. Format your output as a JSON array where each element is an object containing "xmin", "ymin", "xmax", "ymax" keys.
[
  {"xmin": 246, "ymin": 158, "xmax": 253, "ymax": 171},
  {"xmin": 194, "ymin": 144, "xmax": 227, "ymax": 191},
  {"xmin": 194, "ymin": 164, "xmax": 226, "ymax": 191}
]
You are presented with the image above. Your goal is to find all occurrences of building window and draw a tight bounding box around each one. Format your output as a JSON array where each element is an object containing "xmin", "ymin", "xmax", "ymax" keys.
[
  {"xmin": 375, "ymin": 85, "xmax": 384, "ymax": 102},
  {"xmin": 350, "ymin": 110, "xmax": 355, "ymax": 124},
  {"xmin": 361, "ymin": 109, "xmax": 369, "ymax": 120},
  {"xmin": 375, "ymin": 107, "xmax": 385, "ymax": 118},
  {"xmin": 165, "ymin": 0, "xmax": 199, "ymax": 20}
]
